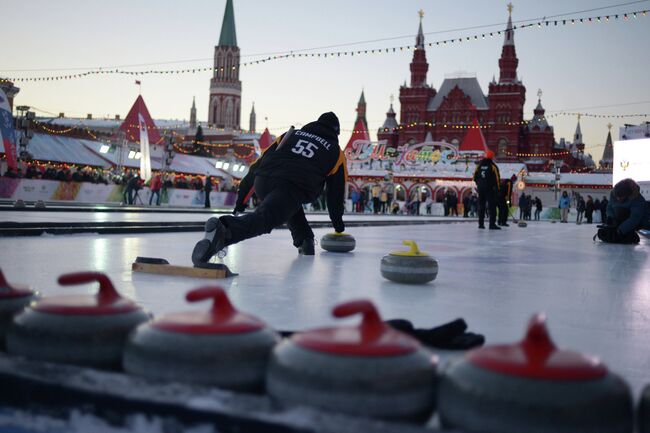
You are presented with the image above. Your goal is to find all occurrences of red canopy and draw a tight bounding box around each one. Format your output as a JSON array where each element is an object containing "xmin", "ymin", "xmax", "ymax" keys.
[
  {"xmin": 344, "ymin": 117, "xmax": 370, "ymax": 152},
  {"xmin": 459, "ymin": 118, "xmax": 488, "ymax": 153},
  {"xmin": 118, "ymin": 95, "xmax": 162, "ymax": 144},
  {"xmin": 258, "ymin": 128, "xmax": 273, "ymax": 152}
]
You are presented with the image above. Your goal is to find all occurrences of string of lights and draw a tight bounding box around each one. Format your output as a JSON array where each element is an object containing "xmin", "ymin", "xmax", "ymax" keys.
[{"xmin": 2, "ymin": 8, "xmax": 647, "ymax": 83}]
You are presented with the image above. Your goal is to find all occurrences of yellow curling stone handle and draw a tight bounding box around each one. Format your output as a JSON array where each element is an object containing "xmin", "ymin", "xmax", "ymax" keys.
[
  {"xmin": 329, "ymin": 232, "xmax": 350, "ymax": 237},
  {"xmin": 390, "ymin": 240, "xmax": 429, "ymax": 257}
]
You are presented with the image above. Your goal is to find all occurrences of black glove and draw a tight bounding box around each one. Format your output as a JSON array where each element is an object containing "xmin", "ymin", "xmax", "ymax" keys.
[
  {"xmin": 388, "ymin": 318, "xmax": 486, "ymax": 350},
  {"xmin": 596, "ymin": 225, "xmax": 620, "ymax": 243},
  {"xmin": 332, "ymin": 219, "xmax": 345, "ymax": 233},
  {"xmin": 233, "ymin": 202, "xmax": 246, "ymax": 215}
]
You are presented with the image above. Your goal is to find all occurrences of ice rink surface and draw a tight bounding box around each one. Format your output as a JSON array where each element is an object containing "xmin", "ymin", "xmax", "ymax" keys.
[{"xmin": 1, "ymin": 216, "xmax": 650, "ymax": 396}]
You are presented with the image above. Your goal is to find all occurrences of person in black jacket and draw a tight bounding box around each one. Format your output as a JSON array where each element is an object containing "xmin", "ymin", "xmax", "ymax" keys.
[
  {"xmin": 473, "ymin": 150, "xmax": 501, "ymax": 230},
  {"xmin": 497, "ymin": 175, "xmax": 515, "ymax": 227},
  {"xmin": 192, "ymin": 112, "xmax": 347, "ymax": 265}
]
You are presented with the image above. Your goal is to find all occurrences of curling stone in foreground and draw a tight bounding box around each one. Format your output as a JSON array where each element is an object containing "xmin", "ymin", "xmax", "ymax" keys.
[
  {"xmin": 320, "ymin": 232, "xmax": 356, "ymax": 253},
  {"xmin": 267, "ymin": 299, "xmax": 437, "ymax": 421},
  {"xmin": 6, "ymin": 272, "xmax": 149, "ymax": 369},
  {"xmin": 124, "ymin": 286, "xmax": 280, "ymax": 391},
  {"xmin": 380, "ymin": 240, "xmax": 438, "ymax": 284},
  {"xmin": 438, "ymin": 314, "xmax": 633, "ymax": 433},
  {"xmin": 518, "ymin": 221, "xmax": 528, "ymax": 227},
  {"xmin": 0, "ymin": 269, "xmax": 37, "ymax": 348}
]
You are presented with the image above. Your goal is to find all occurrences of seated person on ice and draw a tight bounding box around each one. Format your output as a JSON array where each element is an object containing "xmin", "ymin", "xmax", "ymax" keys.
[
  {"xmin": 192, "ymin": 112, "xmax": 347, "ymax": 264},
  {"xmin": 596, "ymin": 178, "xmax": 650, "ymax": 244}
]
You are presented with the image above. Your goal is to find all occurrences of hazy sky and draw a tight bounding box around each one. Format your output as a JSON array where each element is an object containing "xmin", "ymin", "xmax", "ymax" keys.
[{"xmin": 3, "ymin": 0, "xmax": 650, "ymax": 159}]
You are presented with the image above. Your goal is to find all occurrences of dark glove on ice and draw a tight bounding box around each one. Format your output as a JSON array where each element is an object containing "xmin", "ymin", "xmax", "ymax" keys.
[
  {"xmin": 280, "ymin": 318, "xmax": 485, "ymax": 350},
  {"xmin": 413, "ymin": 318, "xmax": 485, "ymax": 350},
  {"xmin": 332, "ymin": 219, "xmax": 345, "ymax": 233}
]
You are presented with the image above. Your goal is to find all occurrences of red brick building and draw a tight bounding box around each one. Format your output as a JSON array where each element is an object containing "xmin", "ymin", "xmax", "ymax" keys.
[{"xmin": 378, "ymin": 7, "xmax": 562, "ymax": 168}]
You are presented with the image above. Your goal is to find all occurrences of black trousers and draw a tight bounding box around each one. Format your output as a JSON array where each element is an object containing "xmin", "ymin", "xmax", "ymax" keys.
[
  {"xmin": 204, "ymin": 190, "xmax": 211, "ymax": 208},
  {"xmin": 220, "ymin": 176, "xmax": 314, "ymax": 248},
  {"xmin": 478, "ymin": 188, "xmax": 497, "ymax": 227},
  {"xmin": 497, "ymin": 197, "xmax": 509, "ymax": 225}
]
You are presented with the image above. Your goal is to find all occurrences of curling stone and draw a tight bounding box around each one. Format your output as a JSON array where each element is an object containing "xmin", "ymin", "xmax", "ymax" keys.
[
  {"xmin": 518, "ymin": 221, "xmax": 527, "ymax": 228},
  {"xmin": 124, "ymin": 286, "xmax": 279, "ymax": 391},
  {"xmin": 267, "ymin": 300, "xmax": 437, "ymax": 421},
  {"xmin": 6, "ymin": 272, "xmax": 149, "ymax": 369},
  {"xmin": 0, "ymin": 269, "xmax": 37, "ymax": 349},
  {"xmin": 380, "ymin": 240, "xmax": 438, "ymax": 284},
  {"xmin": 34, "ymin": 200, "xmax": 46, "ymax": 208},
  {"xmin": 13, "ymin": 199, "xmax": 25, "ymax": 208},
  {"xmin": 320, "ymin": 232, "xmax": 356, "ymax": 253},
  {"xmin": 438, "ymin": 314, "xmax": 633, "ymax": 433}
]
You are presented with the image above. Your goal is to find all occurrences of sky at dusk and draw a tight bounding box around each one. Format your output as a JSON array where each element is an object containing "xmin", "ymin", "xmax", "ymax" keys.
[{"xmin": 2, "ymin": 0, "xmax": 650, "ymax": 159}]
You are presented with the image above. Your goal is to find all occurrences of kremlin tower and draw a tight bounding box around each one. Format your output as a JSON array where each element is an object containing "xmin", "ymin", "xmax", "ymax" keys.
[{"xmin": 208, "ymin": 0, "xmax": 241, "ymax": 130}]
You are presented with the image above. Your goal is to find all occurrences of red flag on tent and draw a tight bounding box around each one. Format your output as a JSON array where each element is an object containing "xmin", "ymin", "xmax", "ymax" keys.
[{"xmin": 118, "ymin": 95, "xmax": 161, "ymax": 144}]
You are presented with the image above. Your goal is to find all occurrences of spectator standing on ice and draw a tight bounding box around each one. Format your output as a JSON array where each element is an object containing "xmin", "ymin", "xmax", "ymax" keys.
[
  {"xmin": 380, "ymin": 188, "xmax": 388, "ymax": 214},
  {"xmin": 534, "ymin": 196, "xmax": 543, "ymax": 221},
  {"xmin": 473, "ymin": 150, "xmax": 501, "ymax": 230},
  {"xmin": 558, "ymin": 191, "xmax": 571, "ymax": 223},
  {"xmin": 204, "ymin": 176, "xmax": 213, "ymax": 209},
  {"xmin": 497, "ymin": 176, "xmax": 514, "ymax": 227},
  {"xmin": 600, "ymin": 196, "xmax": 609, "ymax": 224},
  {"xmin": 585, "ymin": 195, "xmax": 594, "ymax": 224},
  {"xmin": 192, "ymin": 112, "xmax": 347, "ymax": 263},
  {"xmin": 149, "ymin": 173, "xmax": 162, "ymax": 206},
  {"xmin": 576, "ymin": 195, "xmax": 585, "ymax": 223},
  {"xmin": 371, "ymin": 184, "xmax": 381, "ymax": 214}
]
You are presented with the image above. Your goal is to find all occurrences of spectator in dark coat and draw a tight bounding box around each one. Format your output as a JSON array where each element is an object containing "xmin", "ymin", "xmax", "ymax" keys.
[{"xmin": 585, "ymin": 195, "xmax": 594, "ymax": 224}]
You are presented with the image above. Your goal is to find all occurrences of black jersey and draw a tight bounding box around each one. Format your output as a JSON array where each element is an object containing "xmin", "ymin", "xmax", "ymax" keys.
[
  {"xmin": 473, "ymin": 158, "xmax": 501, "ymax": 191},
  {"xmin": 255, "ymin": 121, "xmax": 344, "ymax": 201}
]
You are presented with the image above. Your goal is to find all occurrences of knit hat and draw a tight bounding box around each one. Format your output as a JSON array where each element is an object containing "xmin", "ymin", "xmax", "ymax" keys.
[
  {"xmin": 613, "ymin": 178, "xmax": 636, "ymax": 200},
  {"xmin": 317, "ymin": 112, "xmax": 340, "ymax": 135}
]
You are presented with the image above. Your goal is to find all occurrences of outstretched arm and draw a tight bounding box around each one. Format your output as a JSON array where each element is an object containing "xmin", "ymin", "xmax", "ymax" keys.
[
  {"xmin": 325, "ymin": 155, "xmax": 347, "ymax": 233},
  {"xmin": 233, "ymin": 137, "xmax": 281, "ymax": 213}
]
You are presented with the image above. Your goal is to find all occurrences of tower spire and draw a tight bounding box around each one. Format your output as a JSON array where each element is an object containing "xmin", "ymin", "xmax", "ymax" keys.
[
  {"xmin": 190, "ymin": 96, "xmax": 197, "ymax": 128},
  {"xmin": 498, "ymin": 3, "xmax": 519, "ymax": 83},
  {"xmin": 409, "ymin": 10, "xmax": 429, "ymax": 87},
  {"xmin": 219, "ymin": 0, "xmax": 237, "ymax": 46},
  {"xmin": 416, "ymin": 10, "xmax": 425, "ymax": 49}
]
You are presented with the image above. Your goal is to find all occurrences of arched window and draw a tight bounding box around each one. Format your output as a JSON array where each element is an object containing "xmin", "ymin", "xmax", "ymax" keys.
[{"xmin": 497, "ymin": 139, "xmax": 508, "ymax": 157}]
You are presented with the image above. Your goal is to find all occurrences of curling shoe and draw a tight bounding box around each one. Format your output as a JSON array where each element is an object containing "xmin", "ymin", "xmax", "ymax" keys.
[
  {"xmin": 298, "ymin": 238, "xmax": 315, "ymax": 255},
  {"xmin": 192, "ymin": 217, "xmax": 228, "ymax": 265}
]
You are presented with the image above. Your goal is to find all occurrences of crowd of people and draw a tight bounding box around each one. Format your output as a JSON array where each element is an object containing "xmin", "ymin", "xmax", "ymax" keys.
[{"xmin": 1, "ymin": 163, "xmax": 238, "ymax": 193}]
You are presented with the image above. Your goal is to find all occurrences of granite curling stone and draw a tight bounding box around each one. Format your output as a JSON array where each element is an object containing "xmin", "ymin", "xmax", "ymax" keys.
[
  {"xmin": 320, "ymin": 232, "xmax": 356, "ymax": 253},
  {"xmin": 0, "ymin": 269, "xmax": 37, "ymax": 349},
  {"xmin": 380, "ymin": 240, "xmax": 438, "ymax": 284},
  {"xmin": 438, "ymin": 313, "xmax": 633, "ymax": 433},
  {"xmin": 267, "ymin": 299, "xmax": 438, "ymax": 421},
  {"xmin": 124, "ymin": 286, "xmax": 280, "ymax": 391},
  {"xmin": 6, "ymin": 272, "xmax": 149, "ymax": 369},
  {"xmin": 518, "ymin": 221, "xmax": 528, "ymax": 227}
]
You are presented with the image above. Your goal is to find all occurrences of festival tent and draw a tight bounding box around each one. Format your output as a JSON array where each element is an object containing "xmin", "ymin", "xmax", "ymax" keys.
[
  {"xmin": 119, "ymin": 95, "xmax": 161, "ymax": 181},
  {"xmin": 344, "ymin": 117, "xmax": 370, "ymax": 153},
  {"xmin": 458, "ymin": 117, "xmax": 488, "ymax": 154}
]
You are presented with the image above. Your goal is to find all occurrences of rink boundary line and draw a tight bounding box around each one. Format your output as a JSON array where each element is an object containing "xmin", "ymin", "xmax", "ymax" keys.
[{"xmin": 0, "ymin": 219, "xmax": 474, "ymax": 237}]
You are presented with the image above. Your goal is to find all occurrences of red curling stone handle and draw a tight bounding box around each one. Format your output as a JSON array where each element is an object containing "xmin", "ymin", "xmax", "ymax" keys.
[
  {"xmin": 186, "ymin": 286, "xmax": 236, "ymax": 318},
  {"xmin": 333, "ymin": 299, "xmax": 387, "ymax": 340},
  {"xmin": 58, "ymin": 272, "xmax": 121, "ymax": 303}
]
